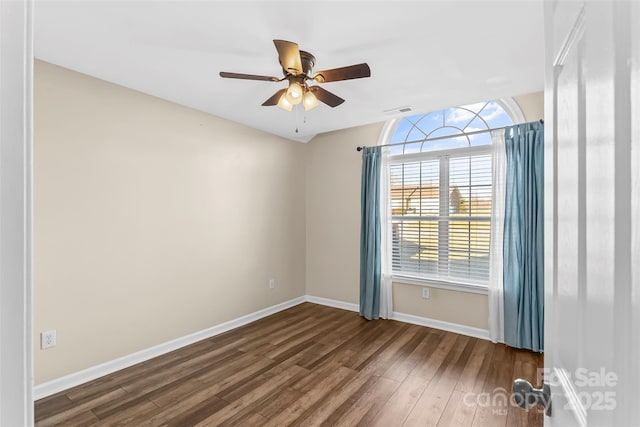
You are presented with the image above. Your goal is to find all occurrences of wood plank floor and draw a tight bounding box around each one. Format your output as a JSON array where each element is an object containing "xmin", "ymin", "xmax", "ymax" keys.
[{"xmin": 35, "ymin": 303, "xmax": 544, "ymax": 426}]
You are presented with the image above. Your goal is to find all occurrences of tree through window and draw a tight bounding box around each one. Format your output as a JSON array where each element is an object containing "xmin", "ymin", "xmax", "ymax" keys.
[{"xmin": 387, "ymin": 100, "xmax": 517, "ymax": 287}]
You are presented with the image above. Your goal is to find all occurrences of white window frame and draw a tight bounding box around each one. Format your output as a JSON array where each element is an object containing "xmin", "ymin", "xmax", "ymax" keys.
[
  {"xmin": 389, "ymin": 145, "xmax": 492, "ymax": 294},
  {"xmin": 381, "ymin": 99, "xmax": 522, "ymax": 295}
]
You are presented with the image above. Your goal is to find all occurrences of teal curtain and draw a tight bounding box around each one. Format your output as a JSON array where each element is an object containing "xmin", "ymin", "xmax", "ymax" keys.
[
  {"xmin": 359, "ymin": 146, "xmax": 382, "ymax": 320},
  {"xmin": 503, "ymin": 121, "xmax": 544, "ymax": 352}
]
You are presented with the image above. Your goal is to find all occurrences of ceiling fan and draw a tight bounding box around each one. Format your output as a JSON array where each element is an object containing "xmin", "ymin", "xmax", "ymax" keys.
[{"xmin": 219, "ymin": 40, "xmax": 371, "ymax": 111}]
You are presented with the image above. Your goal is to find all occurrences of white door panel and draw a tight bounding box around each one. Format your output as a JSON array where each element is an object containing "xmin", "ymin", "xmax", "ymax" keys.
[
  {"xmin": 548, "ymin": 1, "xmax": 583, "ymax": 61},
  {"xmin": 632, "ymin": 4, "xmax": 640, "ymax": 425},
  {"xmin": 544, "ymin": 1, "xmax": 639, "ymax": 426}
]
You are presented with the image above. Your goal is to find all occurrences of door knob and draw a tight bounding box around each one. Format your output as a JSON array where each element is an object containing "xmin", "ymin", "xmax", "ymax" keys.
[{"xmin": 512, "ymin": 379, "xmax": 552, "ymax": 416}]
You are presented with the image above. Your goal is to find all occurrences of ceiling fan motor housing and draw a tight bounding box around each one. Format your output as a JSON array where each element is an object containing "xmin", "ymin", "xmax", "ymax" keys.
[{"xmin": 283, "ymin": 50, "xmax": 316, "ymax": 79}]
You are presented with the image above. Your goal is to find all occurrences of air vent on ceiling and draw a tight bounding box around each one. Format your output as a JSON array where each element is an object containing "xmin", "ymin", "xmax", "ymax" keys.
[{"xmin": 384, "ymin": 106, "xmax": 413, "ymax": 114}]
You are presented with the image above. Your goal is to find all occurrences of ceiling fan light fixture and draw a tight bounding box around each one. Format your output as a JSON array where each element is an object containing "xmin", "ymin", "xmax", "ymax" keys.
[
  {"xmin": 303, "ymin": 90, "xmax": 319, "ymax": 111},
  {"xmin": 220, "ymin": 40, "xmax": 371, "ymax": 111},
  {"xmin": 277, "ymin": 93, "xmax": 294, "ymax": 111},
  {"xmin": 286, "ymin": 81, "xmax": 303, "ymax": 104}
]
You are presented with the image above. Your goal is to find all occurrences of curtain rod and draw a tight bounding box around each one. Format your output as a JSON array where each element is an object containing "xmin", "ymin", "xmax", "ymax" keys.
[{"xmin": 356, "ymin": 119, "xmax": 544, "ymax": 152}]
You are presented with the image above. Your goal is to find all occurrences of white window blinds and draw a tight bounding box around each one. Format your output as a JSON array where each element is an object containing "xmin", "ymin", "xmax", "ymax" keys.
[{"xmin": 390, "ymin": 150, "xmax": 492, "ymax": 285}]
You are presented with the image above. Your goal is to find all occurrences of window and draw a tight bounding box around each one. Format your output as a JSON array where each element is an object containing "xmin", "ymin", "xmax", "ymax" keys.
[{"xmin": 386, "ymin": 100, "xmax": 519, "ymax": 290}]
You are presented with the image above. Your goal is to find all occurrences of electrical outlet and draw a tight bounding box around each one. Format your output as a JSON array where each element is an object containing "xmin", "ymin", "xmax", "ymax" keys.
[
  {"xmin": 269, "ymin": 279, "xmax": 275, "ymax": 289},
  {"xmin": 41, "ymin": 330, "xmax": 57, "ymax": 349},
  {"xmin": 422, "ymin": 288, "xmax": 430, "ymax": 299}
]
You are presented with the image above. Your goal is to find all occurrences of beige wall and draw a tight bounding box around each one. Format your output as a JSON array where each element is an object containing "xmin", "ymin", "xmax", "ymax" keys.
[
  {"xmin": 34, "ymin": 61, "xmax": 306, "ymax": 384},
  {"xmin": 34, "ymin": 61, "xmax": 543, "ymax": 384},
  {"xmin": 514, "ymin": 91, "xmax": 544, "ymax": 121},
  {"xmin": 305, "ymin": 92, "xmax": 544, "ymax": 330},
  {"xmin": 305, "ymin": 123, "xmax": 385, "ymax": 303},
  {"xmin": 392, "ymin": 284, "xmax": 489, "ymax": 329}
]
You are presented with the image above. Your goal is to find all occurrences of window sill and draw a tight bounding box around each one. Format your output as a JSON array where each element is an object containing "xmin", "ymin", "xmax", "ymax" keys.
[{"xmin": 391, "ymin": 275, "xmax": 489, "ymax": 295}]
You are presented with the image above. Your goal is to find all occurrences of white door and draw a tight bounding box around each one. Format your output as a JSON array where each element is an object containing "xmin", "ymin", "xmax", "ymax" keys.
[{"xmin": 544, "ymin": 1, "xmax": 640, "ymax": 426}]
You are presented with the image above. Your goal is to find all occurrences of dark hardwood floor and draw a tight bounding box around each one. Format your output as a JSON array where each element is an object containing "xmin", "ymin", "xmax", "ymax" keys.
[{"xmin": 35, "ymin": 302, "xmax": 544, "ymax": 426}]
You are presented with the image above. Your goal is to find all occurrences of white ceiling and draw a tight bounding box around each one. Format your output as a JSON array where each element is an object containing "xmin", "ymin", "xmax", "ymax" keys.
[{"xmin": 34, "ymin": 1, "xmax": 544, "ymax": 143}]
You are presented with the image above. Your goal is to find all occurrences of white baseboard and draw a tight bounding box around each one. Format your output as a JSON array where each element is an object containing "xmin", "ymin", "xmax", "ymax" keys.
[
  {"xmin": 391, "ymin": 311, "xmax": 490, "ymax": 340},
  {"xmin": 304, "ymin": 295, "xmax": 489, "ymax": 340},
  {"xmin": 34, "ymin": 295, "xmax": 489, "ymax": 400},
  {"xmin": 33, "ymin": 296, "xmax": 306, "ymax": 400},
  {"xmin": 304, "ymin": 295, "xmax": 359, "ymax": 312}
]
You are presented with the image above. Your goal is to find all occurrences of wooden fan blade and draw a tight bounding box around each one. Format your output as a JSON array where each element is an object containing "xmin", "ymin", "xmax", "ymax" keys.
[
  {"xmin": 262, "ymin": 89, "xmax": 287, "ymax": 106},
  {"xmin": 309, "ymin": 86, "xmax": 345, "ymax": 107},
  {"xmin": 312, "ymin": 63, "xmax": 371, "ymax": 83},
  {"xmin": 219, "ymin": 72, "xmax": 280, "ymax": 82},
  {"xmin": 273, "ymin": 40, "xmax": 303, "ymax": 75}
]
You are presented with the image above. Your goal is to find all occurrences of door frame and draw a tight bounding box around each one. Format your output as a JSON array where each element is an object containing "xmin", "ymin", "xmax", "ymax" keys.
[{"xmin": 0, "ymin": 0, "xmax": 34, "ymax": 425}]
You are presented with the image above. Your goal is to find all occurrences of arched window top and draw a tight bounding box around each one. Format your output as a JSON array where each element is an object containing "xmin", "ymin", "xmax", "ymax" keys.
[{"xmin": 388, "ymin": 100, "xmax": 521, "ymax": 155}]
